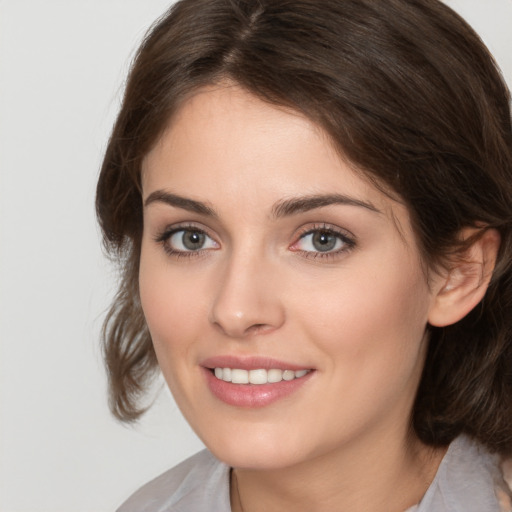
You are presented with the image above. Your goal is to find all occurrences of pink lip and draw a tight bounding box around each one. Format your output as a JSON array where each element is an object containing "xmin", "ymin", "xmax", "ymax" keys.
[
  {"xmin": 201, "ymin": 355, "xmax": 310, "ymax": 371},
  {"xmin": 200, "ymin": 356, "xmax": 315, "ymax": 408}
]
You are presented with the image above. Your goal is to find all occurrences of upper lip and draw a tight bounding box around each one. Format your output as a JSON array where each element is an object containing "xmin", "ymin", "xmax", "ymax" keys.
[{"xmin": 201, "ymin": 355, "xmax": 313, "ymax": 371}]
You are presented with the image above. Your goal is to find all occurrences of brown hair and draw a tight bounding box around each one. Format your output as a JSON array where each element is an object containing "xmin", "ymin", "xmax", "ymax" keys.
[{"xmin": 96, "ymin": 0, "xmax": 512, "ymax": 454}]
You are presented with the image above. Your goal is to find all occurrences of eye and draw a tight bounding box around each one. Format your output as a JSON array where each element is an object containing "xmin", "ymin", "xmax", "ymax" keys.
[
  {"xmin": 299, "ymin": 231, "xmax": 343, "ymax": 252},
  {"xmin": 290, "ymin": 226, "xmax": 355, "ymax": 257},
  {"xmin": 157, "ymin": 226, "xmax": 219, "ymax": 255}
]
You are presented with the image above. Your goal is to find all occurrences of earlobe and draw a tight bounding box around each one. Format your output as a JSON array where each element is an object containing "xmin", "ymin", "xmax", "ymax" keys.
[{"xmin": 428, "ymin": 228, "xmax": 501, "ymax": 327}]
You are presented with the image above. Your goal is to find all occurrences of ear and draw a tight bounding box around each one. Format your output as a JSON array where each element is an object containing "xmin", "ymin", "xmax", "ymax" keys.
[{"xmin": 428, "ymin": 228, "xmax": 501, "ymax": 327}]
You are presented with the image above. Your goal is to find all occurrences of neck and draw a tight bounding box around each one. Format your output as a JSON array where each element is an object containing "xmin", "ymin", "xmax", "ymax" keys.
[{"xmin": 230, "ymin": 429, "xmax": 446, "ymax": 512}]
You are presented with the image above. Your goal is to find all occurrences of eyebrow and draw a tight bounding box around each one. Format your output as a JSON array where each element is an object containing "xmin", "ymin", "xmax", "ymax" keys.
[
  {"xmin": 271, "ymin": 194, "xmax": 381, "ymax": 218},
  {"xmin": 144, "ymin": 190, "xmax": 217, "ymax": 218},
  {"xmin": 144, "ymin": 190, "xmax": 381, "ymax": 218}
]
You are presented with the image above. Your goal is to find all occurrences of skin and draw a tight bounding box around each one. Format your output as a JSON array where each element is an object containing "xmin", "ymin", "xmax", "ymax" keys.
[{"xmin": 139, "ymin": 84, "xmax": 468, "ymax": 511}]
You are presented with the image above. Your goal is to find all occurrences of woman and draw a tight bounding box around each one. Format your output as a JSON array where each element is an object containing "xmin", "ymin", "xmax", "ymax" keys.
[{"xmin": 96, "ymin": 0, "xmax": 512, "ymax": 510}]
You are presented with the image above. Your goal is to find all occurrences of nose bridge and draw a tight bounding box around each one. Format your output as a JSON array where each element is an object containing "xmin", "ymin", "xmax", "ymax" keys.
[{"xmin": 210, "ymin": 243, "xmax": 285, "ymax": 338}]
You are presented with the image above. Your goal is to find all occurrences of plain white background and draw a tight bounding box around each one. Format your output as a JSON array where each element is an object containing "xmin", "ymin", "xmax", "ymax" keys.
[{"xmin": 0, "ymin": 1, "xmax": 511, "ymax": 511}]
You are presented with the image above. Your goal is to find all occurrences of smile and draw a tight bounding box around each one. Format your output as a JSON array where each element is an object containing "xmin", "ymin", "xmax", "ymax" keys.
[{"xmin": 213, "ymin": 368, "xmax": 311, "ymax": 384}]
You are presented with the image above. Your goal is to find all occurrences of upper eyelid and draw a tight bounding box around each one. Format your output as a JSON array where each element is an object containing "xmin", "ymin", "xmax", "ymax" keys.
[
  {"xmin": 295, "ymin": 223, "xmax": 356, "ymax": 240},
  {"xmin": 154, "ymin": 222, "xmax": 215, "ymax": 240}
]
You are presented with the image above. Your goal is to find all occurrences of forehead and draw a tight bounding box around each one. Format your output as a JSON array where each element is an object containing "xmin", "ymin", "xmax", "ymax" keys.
[{"xmin": 141, "ymin": 84, "xmax": 403, "ymax": 222}]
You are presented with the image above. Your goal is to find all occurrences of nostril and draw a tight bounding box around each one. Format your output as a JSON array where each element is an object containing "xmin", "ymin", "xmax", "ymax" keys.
[{"xmin": 247, "ymin": 323, "xmax": 272, "ymax": 334}]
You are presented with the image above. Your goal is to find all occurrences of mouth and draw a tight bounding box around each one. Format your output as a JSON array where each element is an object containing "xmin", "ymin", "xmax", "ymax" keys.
[
  {"xmin": 201, "ymin": 356, "xmax": 315, "ymax": 408},
  {"xmin": 211, "ymin": 367, "xmax": 311, "ymax": 384}
]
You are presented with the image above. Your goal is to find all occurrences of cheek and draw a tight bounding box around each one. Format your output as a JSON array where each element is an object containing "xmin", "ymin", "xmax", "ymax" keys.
[
  {"xmin": 286, "ymin": 259, "xmax": 432, "ymax": 446},
  {"xmin": 297, "ymin": 253, "xmax": 431, "ymax": 383},
  {"xmin": 138, "ymin": 247, "xmax": 206, "ymax": 364}
]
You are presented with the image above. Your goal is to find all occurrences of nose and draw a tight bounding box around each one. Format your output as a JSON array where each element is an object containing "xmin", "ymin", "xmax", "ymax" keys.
[{"xmin": 209, "ymin": 252, "xmax": 286, "ymax": 339}]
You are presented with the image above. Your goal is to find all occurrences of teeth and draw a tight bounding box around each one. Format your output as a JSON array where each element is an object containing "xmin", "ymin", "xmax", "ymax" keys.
[
  {"xmin": 267, "ymin": 369, "xmax": 283, "ymax": 383},
  {"xmin": 231, "ymin": 369, "xmax": 249, "ymax": 384},
  {"xmin": 213, "ymin": 368, "xmax": 311, "ymax": 384},
  {"xmin": 282, "ymin": 370, "xmax": 295, "ymax": 381},
  {"xmin": 249, "ymin": 369, "xmax": 267, "ymax": 385}
]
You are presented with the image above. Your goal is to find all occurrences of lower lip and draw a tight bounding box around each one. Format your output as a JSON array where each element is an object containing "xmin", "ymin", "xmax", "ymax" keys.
[{"xmin": 203, "ymin": 368, "xmax": 314, "ymax": 408}]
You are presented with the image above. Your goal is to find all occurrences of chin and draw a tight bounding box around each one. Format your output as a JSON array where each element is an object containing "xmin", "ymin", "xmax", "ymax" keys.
[
  {"xmin": 195, "ymin": 420, "xmax": 314, "ymax": 470},
  {"xmin": 209, "ymin": 441, "xmax": 305, "ymax": 470}
]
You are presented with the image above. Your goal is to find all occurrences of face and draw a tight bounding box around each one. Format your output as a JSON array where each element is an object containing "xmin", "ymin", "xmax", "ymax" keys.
[{"xmin": 140, "ymin": 85, "xmax": 438, "ymax": 470}]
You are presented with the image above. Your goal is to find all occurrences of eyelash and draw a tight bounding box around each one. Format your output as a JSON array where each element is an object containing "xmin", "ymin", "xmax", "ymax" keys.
[
  {"xmin": 291, "ymin": 223, "xmax": 356, "ymax": 260},
  {"xmin": 154, "ymin": 222, "xmax": 356, "ymax": 261},
  {"xmin": 154, "ymin": 223, "xmax": 217, "ymax": 260}
]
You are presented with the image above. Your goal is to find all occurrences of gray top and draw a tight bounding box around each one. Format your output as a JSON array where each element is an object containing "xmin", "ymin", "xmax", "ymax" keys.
[{"xmin": 118, "ymin": 436, "xmax": 511, "ymax": 512}]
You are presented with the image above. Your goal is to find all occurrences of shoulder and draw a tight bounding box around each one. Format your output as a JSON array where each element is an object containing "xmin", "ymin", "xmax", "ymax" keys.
[
  {"xmin": 117, "ymin": 449, "xmax": 231, "ymax": 512},
  {"xmin": 416, "ymin": 435, "xmax": 512, "ymax": 512}
]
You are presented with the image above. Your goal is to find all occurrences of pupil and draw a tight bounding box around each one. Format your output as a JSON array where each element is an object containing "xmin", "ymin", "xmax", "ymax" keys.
[
  {"xmin": 312, "ymin": 231, "xmax": 336, "ymax": 252},
  {"xmin": 183, "ymin": 231, "xmax": 205, "ymax": 250}
]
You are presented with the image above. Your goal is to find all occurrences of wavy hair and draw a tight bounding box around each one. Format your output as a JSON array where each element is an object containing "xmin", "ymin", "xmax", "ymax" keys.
[{"xmin": 96, "ymin": 0, "xmax": 512, "ymax": 454}]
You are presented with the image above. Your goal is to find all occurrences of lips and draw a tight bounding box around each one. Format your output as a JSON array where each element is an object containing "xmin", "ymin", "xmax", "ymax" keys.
[
  {"xmin": 201, "ymin": 356, "xmax": 314, "ymax": 408},
  {"xmin": 201, "ymin": 355, "xmax": 311, "ymax": 371}
]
